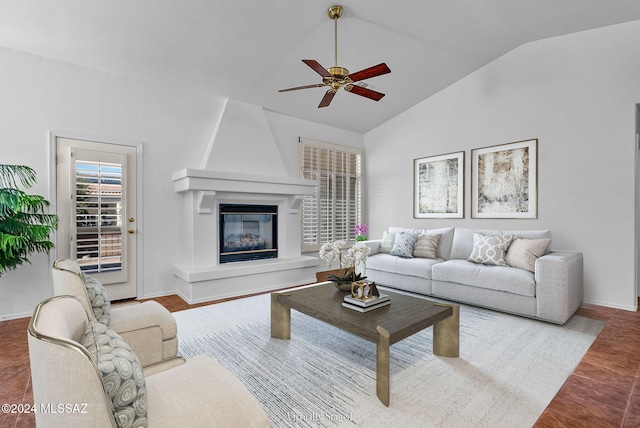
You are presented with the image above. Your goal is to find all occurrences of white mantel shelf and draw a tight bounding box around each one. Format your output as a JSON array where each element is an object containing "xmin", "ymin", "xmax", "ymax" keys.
[{"xmin": 173, "ymin": 168, "xmax": 317, "ymax": 196}]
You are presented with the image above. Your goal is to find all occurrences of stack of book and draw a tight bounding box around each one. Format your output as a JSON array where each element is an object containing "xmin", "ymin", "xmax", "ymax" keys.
[{"xmin": 342, "ymin": 293, "xmax": 390, "ymax": 312}]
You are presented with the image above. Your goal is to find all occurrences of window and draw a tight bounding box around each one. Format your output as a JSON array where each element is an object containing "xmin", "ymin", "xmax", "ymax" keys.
[
  {"xmin": 299, "ymin": 137, "xmax": 362, "ymax": 251},
  {"xmin": 74, "ymin": 158, "xmax": 124, "ymax": 274}
]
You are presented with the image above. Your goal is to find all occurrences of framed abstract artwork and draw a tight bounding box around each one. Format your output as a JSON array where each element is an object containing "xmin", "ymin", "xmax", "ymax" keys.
[
  {"xmin": 414, "ymin": 151, "xmax": 464, "ymax": 218},
  {"xmin": 471, "ymin": 139, "xmax": 537, "ymax": 218}
]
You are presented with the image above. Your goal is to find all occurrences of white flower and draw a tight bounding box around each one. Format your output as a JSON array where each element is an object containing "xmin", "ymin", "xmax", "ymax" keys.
[
  {"xmin": 319, "ymin": 240, "xmax": 368, "ymax": 270},
  {"xmin": 319, "ymin": 240, "xmax": 345, "ymax": 268}
]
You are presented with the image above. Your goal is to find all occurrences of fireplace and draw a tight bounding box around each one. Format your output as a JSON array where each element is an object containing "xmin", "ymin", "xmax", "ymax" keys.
[
  {"xmin": 172, "ymin": 99, "xmax": 320, "ymax": 303},
  {"xmin": 219, "ymin": 204, "xmax": 278, "ymax": 264}
]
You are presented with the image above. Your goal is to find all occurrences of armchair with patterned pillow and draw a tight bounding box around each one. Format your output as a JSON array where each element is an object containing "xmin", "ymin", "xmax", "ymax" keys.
[
  {"xmin": 28, "ymin": 295, "xmax": 271, "ymax": 427},
  {"xmin": 52, "ymin": 259, "xmax": 178, "ymax": 367}
]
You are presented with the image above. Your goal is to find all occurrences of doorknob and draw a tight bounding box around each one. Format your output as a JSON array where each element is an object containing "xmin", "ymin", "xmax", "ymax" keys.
[
  {"xmin": 128, "ymin": 229, "xmax": 136, "ymax": 234},
  {"xmin": 128, "ymin": 217, "xmax": 135, "ymax": 223}
]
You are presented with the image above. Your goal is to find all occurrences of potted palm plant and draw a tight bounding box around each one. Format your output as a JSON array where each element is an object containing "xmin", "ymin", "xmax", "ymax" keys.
[{"xmin": 0, "ymin": 164, "xmax": 58, "ymax": 276}]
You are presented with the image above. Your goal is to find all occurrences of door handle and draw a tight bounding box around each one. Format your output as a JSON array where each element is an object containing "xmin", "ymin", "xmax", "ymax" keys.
[{"xmin": 128, "ymin": 229, "xmax": 136, "ymax": 234}]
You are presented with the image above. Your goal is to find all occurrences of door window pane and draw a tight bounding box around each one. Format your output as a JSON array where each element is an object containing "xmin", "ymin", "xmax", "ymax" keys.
[{"xmin": 75, "ymin": 161, "xmax": 123, "ymax": 273}]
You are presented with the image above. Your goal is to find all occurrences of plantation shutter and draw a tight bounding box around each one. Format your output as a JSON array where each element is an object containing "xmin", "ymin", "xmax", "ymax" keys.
[
  {"xmin": 299, "ymin": 137, "xmax": 362, "ymax": 252},
  {"xmin": 71, "ymin": 149, "xmax": 126, "ymax": 282}
]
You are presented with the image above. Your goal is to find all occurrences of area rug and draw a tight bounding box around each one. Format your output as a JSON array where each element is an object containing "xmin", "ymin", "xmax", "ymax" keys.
[{"xmin": 173, "ymin": 293, "xmax": 604, "ymax": 428}]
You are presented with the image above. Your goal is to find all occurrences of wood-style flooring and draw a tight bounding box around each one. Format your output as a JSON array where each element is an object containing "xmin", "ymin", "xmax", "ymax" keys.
[{"xmin": 1, "ymin": 277, "xmax": 639, "ymax": 427}]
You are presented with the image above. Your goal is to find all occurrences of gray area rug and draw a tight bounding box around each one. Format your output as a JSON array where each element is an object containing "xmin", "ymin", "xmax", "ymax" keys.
[{"xmin": 173, "ymin": 292, "xmax": 604, "ymax": 428}]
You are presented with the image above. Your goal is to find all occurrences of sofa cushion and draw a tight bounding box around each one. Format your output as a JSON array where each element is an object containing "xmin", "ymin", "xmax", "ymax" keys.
[
  {"xmin": 389, "ymin": 227, "xmax": 454, "ymax": 259},
  {"xmin": 367, "ymin": 253, "xmax": 441, "ymax": 280},
  {"xmin": 450, "ymin": 228, "xmax": 552, "ymax": 260},
  {"xmin": 468, "ymin": 233, "xmax": 514, "ymax": 266},
  {"xmin": 83, "ymin": 273, "xmax": 111, "ymax": 325},
  {"xmin": 506, "ymin": 238, "xmax": 552, "ymax": 272},
  {"xmin": 82, "ymin": 320, "xmax": 148, "ymax": 428},
  {"xmin": 390, "ymin": 232, "xmax": 417, "ymax": 258},
  {"xmin": 414, "ymin": 234, "xmax": 441, "ymax": 259},
  {"xmin": 432, "ymin": 259, "xmax": 536, "ymax": 297},
  {"xmin": 379, "ymin": 231, "xmax": 396, "ymax": 253}
]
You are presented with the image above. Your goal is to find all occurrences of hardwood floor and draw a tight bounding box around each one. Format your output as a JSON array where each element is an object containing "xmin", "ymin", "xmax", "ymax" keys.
[{"xmin": 1, "ymin": 283, "xmax": 639, "ymax": 427}]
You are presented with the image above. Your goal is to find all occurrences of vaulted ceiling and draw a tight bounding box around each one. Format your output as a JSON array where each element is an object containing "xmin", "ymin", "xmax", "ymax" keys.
[{"xmin": 2, "ymin": 1, "xmax": 640, "ymax": 133}]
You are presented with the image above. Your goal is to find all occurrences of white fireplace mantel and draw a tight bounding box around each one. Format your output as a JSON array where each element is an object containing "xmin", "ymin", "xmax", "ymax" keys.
[
  {"xmin": 171, "ymin": 166, "xmax": 319, "ymax": 304},
  {"xmin": 172, "ymin": 168, "xmax": 317, "ymax": 214}
]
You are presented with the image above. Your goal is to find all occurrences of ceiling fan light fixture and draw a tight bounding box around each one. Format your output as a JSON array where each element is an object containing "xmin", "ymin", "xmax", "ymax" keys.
[{"xmin": 278, "ymin": 4, "xmax": 390, "ymax": 108}]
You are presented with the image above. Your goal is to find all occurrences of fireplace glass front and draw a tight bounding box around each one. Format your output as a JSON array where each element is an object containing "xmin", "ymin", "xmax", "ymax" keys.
[{"xmin": 219, "ymin": 204, "xmax": 278, "ymax": 264}]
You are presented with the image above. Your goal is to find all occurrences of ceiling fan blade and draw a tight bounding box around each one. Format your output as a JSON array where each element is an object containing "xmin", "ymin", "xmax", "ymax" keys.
[
  {"xmin": 348, "ymin": 85, "xmax": 386, "ymax": 101},
  {"xmin": 318, "ymin": 90, "xmax": 337, "ymax": 108},
  {"xmin": 348, "ymin": 63, "xmax": 391, "ymax": 82},
  {"xmin": 302, "ymin": 59, "xmax": 333, "ymax": 78},
  {"xmin": 278, "ymin": 83, "xmax": 326, "ymax": 93}
]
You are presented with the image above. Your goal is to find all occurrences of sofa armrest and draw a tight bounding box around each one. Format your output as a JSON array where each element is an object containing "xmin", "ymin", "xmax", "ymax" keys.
[
  {"xmin": 364, "ymin": 239, "xmax": 382, "ymax": 255},
  {"xmin": 534, "ymin": 251, "xmax": 583, "ymax": 324}
]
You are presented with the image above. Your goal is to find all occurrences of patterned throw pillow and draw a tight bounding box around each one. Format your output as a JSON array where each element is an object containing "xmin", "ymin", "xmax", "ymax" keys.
[
  {"xmin": 413, "ymin": 234, "xmax": 441, "ymax": 259},
  {"xmin": 379, "ymin": 231, "xmax": 396, "ymax": 254},
  {"xmin": 468, "ymin": 233, "xmax": 514, "ymax": 266},
  {"xmin": 83, "ymin": 320, "xmax": 147, "ymax": 428},
  {"xmin": 505, "ymin": 238, "xmax": 552, "ymax": 272},
  {"xmin": 390, "ymin": 232, "xmax": 417, "ymax": 258},
  {"xmin": 83, "ymin": 273, "xmax": 111, "ymax": 325}
]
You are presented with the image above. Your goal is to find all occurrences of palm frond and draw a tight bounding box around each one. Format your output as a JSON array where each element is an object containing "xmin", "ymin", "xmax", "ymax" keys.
[
  {"xmin": 0, "ymin": 165, "xmax": 37, "ymax": 189},
  {"xmin": 0, "ymin": 164, "xmax": 57, "ymax": 276}
]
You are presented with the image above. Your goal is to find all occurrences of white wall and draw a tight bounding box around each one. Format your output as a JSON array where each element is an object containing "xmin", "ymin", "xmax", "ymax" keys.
[
  {"xmin": 364, "ymin": 21, "xmax": 640, "ymax": 311},
  {"xmin": 0, "ymin": 46, "xmax": 362, "ymax": 320}
]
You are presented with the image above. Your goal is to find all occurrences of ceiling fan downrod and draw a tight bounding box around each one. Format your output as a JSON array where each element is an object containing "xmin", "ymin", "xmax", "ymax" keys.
[
  {"xmin": 329, "ymin": 5, "xmax": 342, "ymax": 68},
  {"xmin": 327, "ymin": 6, "xmax": 349, "ymax": 80}
]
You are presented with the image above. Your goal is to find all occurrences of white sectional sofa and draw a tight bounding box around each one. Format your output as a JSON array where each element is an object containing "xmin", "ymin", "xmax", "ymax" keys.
[{"xmin": 364, "ymin": 227, "xmax": 583, "ymax": 324}]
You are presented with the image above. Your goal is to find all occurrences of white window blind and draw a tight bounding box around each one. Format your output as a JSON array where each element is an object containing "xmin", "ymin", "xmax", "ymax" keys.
[
  {"xmin": 299, "ymin": 137, "xmax": 362, "ymax": 252},
  {"xmin": 74, "ymin": 158, "xmax": 124, "ymax": 274}
]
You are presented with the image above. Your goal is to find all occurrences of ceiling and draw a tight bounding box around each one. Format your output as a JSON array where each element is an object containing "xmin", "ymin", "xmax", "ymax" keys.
[{"xmin": 2, "ymin": 1, "xmax": 640, "ymax": 133}]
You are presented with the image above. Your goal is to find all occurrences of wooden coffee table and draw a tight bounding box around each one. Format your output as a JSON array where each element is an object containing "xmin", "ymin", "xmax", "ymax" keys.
[{"xmin": 271, "ymin": 282, "xmax": 459, "ymax": 406}]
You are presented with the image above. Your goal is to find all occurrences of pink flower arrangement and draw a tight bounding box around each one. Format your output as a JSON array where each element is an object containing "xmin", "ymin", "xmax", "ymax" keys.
[{"xmin": 354, "ymin": 223, "xmax": 369, "ymax": 241}]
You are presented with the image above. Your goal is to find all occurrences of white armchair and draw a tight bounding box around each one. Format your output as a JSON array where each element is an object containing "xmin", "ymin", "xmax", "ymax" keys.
[
  {"xmin": 52, "ymin": 259, "xmax": 178, "ymax": 367},
  {"xmin": 28, "ymin": 295, "xmax": 271, "ymax": 427}
]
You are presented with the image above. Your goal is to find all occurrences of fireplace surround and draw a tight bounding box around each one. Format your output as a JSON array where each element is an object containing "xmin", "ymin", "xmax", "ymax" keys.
[
  {"xmin": 171, "ymin": 98, "xmax": 319, "ymax": 304},
  {"xmin": 172, "ymin": 168, "xmax": 319, "ymax": 303}
]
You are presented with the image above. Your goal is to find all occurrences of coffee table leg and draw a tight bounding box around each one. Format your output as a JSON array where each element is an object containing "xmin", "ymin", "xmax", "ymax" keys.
[
  {"xmin": 271, "ymin": 293, "xmax": 291, "ymax": 339},
  {"xmin": 376, "ymin": 326, "xmax": 391, "ymax": 407},
  {"xmin": 433, "ymin": 304, "xmax": 460, "ymax": 357}
]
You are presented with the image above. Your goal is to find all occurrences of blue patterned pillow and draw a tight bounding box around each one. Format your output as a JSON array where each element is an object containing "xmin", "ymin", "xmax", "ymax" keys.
[
  {"xmin": 82, "ymin": 320, "xmax": 147, "ymax": 428},
  {"xmin": 390, "ymin": 232, "xmax": 417, "ymax": 258},
  {"xmin": 83, "ymin": 274, "xmax": 111, "ymax": 325}
]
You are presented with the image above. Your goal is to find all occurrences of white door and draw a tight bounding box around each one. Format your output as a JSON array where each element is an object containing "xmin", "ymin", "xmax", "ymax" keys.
[{"xmin": 56, "ymin": 137, "xmax": 138, "ymax": 300}]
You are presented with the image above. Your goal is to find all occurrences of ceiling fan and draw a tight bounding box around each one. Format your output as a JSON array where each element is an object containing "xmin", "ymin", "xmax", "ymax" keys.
[{"xmin": 278, "ymin": 5, "xmax": 391, "ymax": 108}]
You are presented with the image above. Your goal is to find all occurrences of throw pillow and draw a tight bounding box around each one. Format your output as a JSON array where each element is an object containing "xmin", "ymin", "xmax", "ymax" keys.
[
  {"xmin": 390, "ymin": 232, "xmax": 417, "ymax": 258},
  {"xmin": 413, "ymin": 234, "xmax": 441, "ymax": 259},
  {"xmin": 468, "ymin": 233, "xmax": 514, "ymax": 266},
  {"xmin": 83, "ymin": 320, "xmax": 147, "ymax": 428},
  {"xmin": 505, "ymin": 238, "xmax": 552, "ymax": 272},
  {"xmin": 83, "ymin": 273, "xmax": 111, "ymax": 325},
  {"xmin": 379, "ymin": 231, "xmax": 396, "ymax": 254}
]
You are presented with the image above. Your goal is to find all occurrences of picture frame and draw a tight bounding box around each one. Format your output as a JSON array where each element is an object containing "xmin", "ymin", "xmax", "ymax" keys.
[
  {"xmin": 471, "ymin": 139, "xmax": 537, "ymax": 218},
  {"xmin": 414, "ymin": 151, "xmax": 464, "ymax": 218}
]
